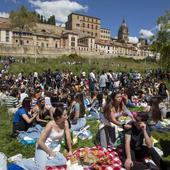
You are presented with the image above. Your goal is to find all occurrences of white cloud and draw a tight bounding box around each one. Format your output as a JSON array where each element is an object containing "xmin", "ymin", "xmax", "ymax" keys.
[
  {"xmin": 139, "ymin": 29, "xmax": 154, "ymax": 39},
  {"xmin": 128, "ymin": 36, "xmax": 138, "ymax": 44},
  {"xmin": 29, "ymin": 0, "xmax": 88, "ymax": 24},
  {"xmin": 0, "ymin": 12, "xmax": 9, "ymax": 18}
]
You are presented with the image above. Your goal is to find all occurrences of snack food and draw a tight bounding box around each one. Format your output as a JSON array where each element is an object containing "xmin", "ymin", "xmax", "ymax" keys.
[{"xmin": 69, "ymin": 155, "xmax": 78, "ymax": 164}]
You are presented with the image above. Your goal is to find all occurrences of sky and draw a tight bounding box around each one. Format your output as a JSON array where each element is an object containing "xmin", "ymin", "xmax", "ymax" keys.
[{"xmin": 0, "ymin": 0, "xmax": 170, "ymax": 43}]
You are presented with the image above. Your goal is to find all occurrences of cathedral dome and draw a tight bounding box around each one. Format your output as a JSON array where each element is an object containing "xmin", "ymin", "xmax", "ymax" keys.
[{"xmin": 118, "ymin": 19, "xmax": 129, "ymax": 43}]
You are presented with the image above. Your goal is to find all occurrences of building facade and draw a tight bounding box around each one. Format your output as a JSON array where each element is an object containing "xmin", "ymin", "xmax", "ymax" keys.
[
  {"xmin": 0, "ymin": 17, "xmax": 12, "ymax": 44},
  {"xmin": 100, "ymin": 28, "xmax": 111, "ymax": 41},
  {"xmin": 0, "ymin": 14, "xmax": 155, "ymax": 58},
  {"xmin": 65, "ymin": 13, "xmax": 101, "ymax": 39}
]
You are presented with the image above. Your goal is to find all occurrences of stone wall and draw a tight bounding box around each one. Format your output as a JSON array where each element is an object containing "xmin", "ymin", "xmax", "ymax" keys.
[{"xmin": 0, "ymin": 44, "xmax": 147, "ymax": 60}]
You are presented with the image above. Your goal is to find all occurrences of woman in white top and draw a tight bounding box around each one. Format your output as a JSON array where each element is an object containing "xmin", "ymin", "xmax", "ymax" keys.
[{"xmin": 17, "ymin": 104, "xmax": 72, "ymax": 170}]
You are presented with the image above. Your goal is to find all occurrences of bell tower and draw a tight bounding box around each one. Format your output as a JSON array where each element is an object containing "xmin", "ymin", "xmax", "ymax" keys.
[{"xmin": 118, "ymin": 19, "xmax": 129, "ymax": 43}]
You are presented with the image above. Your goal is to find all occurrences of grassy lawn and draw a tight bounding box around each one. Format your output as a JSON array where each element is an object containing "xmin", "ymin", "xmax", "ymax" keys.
[
  {"xmin": 0, "ymin": 104, "xmax": 170, "ymax": 168},
  {"xmin": 0, "ymin": 55, "xmax": 170, "ymax": 168},
  {"xmin": 5, "ymin": 56, "xmax": 159, "ymax": 75},
  {"xmin": 0, "ymin": 105, "xmax": 99, "ymax": 159}
]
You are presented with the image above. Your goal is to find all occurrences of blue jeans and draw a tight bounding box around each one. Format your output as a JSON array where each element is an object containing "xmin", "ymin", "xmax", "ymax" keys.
[
  {"xmin": 71, "ymin": 118, "xmax": 86, "ymax": 131},
  {"xmin": 86, "ymin": 110, "xmax": 100, "ymax": 120},
  {"xmin": 126, "ymin": 100, "xmax": 136, "ymax": 108},
  {"xmin": 16, "ymin": 146, "xmax": 66, "ymax": 170}
]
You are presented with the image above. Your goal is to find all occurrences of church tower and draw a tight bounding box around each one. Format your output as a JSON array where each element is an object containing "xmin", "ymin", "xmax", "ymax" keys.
[
  {"xmin": 118, "ymin": 19, "xmax": 129, "ymax": 43},
  {"xmin": 139, "ymin": 33, "xmax": 147, "ymax": 46}
]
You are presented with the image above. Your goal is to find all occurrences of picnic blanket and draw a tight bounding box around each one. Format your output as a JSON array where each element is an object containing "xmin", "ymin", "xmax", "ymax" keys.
[{"xmin": 45, "ymin": 145, "xmax": 122, "ymax": 170}]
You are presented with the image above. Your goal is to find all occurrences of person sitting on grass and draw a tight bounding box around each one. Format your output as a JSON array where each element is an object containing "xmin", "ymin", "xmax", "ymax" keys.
[
  {"xmin": 16, "ymin": 104, "xmax": 72, "ymax": 170},
  {"xmin": 12, "ymin": 97, "xmax": 38, "ymax": 137},
  {"xmin": 32, "ymin": 96, "xmax": 49, "ymax": 127},
  {"xmin": 86, "ymin": 90, "xmax": 100, "ymax": 120},
  {"xmin": 68, "ymin": 93, "xmax": 86, "ymax": 131},
  {"xmin": 99, "ymin": 91, "xmax": 132, "ymax": 148},
  {"xmin": 123, "ymin": 111, "xmax": 162, "ymax": 170}
]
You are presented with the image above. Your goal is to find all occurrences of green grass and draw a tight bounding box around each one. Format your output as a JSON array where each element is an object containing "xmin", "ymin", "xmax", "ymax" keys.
[
  {"xmin": 0, "ymin": 105, "xmax": 35, "ymax": 158},
  {"xmin": 0, "ymin": 105, "xmax": 99, "ymax": 159},
  {"xmin": 0, "ymin": 55, "xmax": 170, "ymax": 166},
  {"xmin": 5, "ymin": 55, "xmax": 159, "ymax": 76},
  {"xmin": 0, "ymin": 104, "xmax": 169, "ymax": 157}
]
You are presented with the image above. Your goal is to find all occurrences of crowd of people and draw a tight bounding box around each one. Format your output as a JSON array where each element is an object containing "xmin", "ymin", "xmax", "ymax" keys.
[{"xmin": 0, "ymin": 56, "xmax": 170, "ymax": 170}]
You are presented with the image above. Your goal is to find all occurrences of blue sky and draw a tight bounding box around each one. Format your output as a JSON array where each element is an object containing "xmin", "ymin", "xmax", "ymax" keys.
[{"xmin": 0, "ymin": 0, "xmax": 170, "ymax": 42}]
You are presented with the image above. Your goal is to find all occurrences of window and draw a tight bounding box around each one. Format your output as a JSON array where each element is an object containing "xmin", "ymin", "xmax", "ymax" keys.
[
  {"xmin": 55, "ymin": 43, "xmax": 58, "ymax": 48},
  {"xmin": 95, "ymin": 33, "xmax": 97, "ymax": 36},
  {"xmin": 41, "ymin": 29, "xmax": 46, "ymax": 33},
  {"xmin": 71, "ymin": 42, "xmax": 75, "ymax": 47},
  {"xmin": 96, "ymin": 25, "xmax": 98, "ymax": 29},
  {"xmin": 41, "ymin": 42, "xmax": 44, "ymax": 47},
  {"xmin": 87, "ymin": 24, "xmax": 89, "ymax": 28},
  {"xmin": 83, "ymin": 23, "xmax": 85, "ymax": 27},
  {"xmin": 16, "ymin": 40, "xmax": 18, "ymax": 43},
  {"xmin": 71, "ymin": 37, "xmax": 75, "ymax": 41},
  {"xmin": 91, "ymin": 24, "xmax": 93, "ymax": 29},
  {"xmin": 76, "ymin": 23, "xmax": 80, "ymax": 27},
  {"xmin": 77, "ymin": 16, "xmax": 79, "ymax": 19},
  {"xmin": 6, "ymin": 30, "xmax": 9, "ymax": 42},
  {"xmin": 27, "ymin": 40, "xmax": 29, "ymax": 44},
  {"xmin": 47, "ymin": 43, "xmax": 48, "ymax": 47}
]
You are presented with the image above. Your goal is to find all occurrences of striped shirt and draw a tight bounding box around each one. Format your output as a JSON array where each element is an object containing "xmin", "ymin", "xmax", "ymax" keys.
[{"xmin": 4, "ymin": 95, "xmax": 19, "ymax": 108}]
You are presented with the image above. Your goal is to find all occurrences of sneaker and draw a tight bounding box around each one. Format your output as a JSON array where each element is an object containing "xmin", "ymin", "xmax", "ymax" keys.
[{"xmin": 8, "ymin": 154, "xmax": 23, "ymax": 163}]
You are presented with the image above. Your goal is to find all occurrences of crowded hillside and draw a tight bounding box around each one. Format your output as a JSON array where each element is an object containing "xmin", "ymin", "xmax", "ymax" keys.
[{"xmin": 0, "ymin": 56, "xmax": 170, "ymax": 170}]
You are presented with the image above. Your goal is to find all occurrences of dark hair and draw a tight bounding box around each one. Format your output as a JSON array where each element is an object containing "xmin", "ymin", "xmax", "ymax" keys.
[
  {"xmin": 150, "ymin": 96, "xmax": 162, "ymax": 122},
  {"xmin": 51, "ymin": 94, "xmax": 60, "ymax": 107},
  {"xmin": 103, "ymin": 100, "xmax": 113, "ymax": 120},
  {"xmin": 20, "ymin": 88, "xmax": 26, "ymax": 93},
  {"xmin": 53, "ymin": 104, "xmax": 66, "ymax": 120},
  {"xmin": 110, "ymin": 91, "xmax": 123, "ymax": 112},
  {"xmin": 75, "ymin": 93, "xmax": 85, "ymax": 116},
  {"xmin": 136, "ymin": 111, "xmax": 149, "ymax": 122},
  {"xmin": 22, "ymin": 97, "xmax": 31, "ymax": 112},
  {"xmin": 10, "ymin": 88, "xmax": 18, "ymax": 97},
  {"xmin": 37, "ymin": 96, "xmax": 45, "ymax": 104}
]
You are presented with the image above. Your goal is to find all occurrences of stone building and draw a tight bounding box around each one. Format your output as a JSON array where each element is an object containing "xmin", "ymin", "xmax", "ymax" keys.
[
  {"xmin": 0, "ymin": 17, "xmax": 12, "ymax": 44},
  {"xmin": 100, "ymin": 28, "xmax": 111, "ymax": 41},
  {"xmin": 65, "ymin": 13, "xmax": 101, "ymax": 39},
  {"xmin": 0, "ymin": 14, "xmax": 155, "ymax": 58}
]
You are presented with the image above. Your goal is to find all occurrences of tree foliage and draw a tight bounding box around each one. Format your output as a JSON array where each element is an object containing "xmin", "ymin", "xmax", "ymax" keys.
[
  {"xmin": 151, "ymin": 10, "xmax": 170, "ymax": 70},
  {"xmin": 35, "ymin": 12, "xmax": 56, "ymax": 25},
  {"xmin": 9, "ymin": 6, "xmax": 37, "ymax": 31},
  {"xmin": 47, "ymin": 15, "xmax": 56, "ymax": 25}
]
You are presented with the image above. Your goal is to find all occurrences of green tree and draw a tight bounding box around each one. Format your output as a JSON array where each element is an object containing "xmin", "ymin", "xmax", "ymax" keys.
[
  {"xmin": 151, "ymin": 10, "xmax": 170, "ymax": 70},
  {"xmin": 9, "ymin": 6, "xmax": 37, "ymax": 31},
  {"xmin": 47, "ymin": 15, "xmax": 56, "ymax": 25}
]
